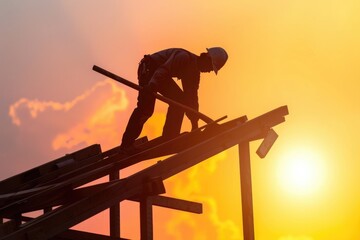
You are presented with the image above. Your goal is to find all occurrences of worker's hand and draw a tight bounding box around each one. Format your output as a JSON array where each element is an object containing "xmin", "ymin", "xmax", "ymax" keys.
[{"xmin": 191, "ymin": 119, "xmax": 199, "ymax": 131}]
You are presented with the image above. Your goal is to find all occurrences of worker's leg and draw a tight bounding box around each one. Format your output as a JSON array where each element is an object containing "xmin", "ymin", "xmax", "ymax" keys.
[
  {"xmin": 121, "ymin": 89, "xmax": 155, "ymax": 148},
  {"xmin": 158, "ymin": 81, "xmax": 185, "ymax": 138}
]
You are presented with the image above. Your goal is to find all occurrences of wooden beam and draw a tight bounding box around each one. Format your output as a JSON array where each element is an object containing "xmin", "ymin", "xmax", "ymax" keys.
[
  {"xmin": 0, "ymin": 185, "xmax": 51, "ymax": 207},
  {"xmin": 148, "ymin": 195, "xmax": 202, "ymax": 214},
  {"xmin": 0, "ymin": 144, "xmax": 102, "ymax": 195},
  {"xmin": 4, "ymin": 183, "xmax": 202, "ymax": 215}
]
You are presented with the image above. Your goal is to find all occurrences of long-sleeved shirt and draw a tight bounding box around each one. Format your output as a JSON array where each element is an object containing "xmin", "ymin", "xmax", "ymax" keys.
[{"xmin": 149, "ymin": 48, "xmax": 200, "ymax": 122}]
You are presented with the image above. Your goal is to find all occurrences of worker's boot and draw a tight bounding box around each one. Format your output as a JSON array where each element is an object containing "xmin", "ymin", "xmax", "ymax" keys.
[{"xmin": 119, "ymin": 143, "xmax": 139, "ymax": 155}]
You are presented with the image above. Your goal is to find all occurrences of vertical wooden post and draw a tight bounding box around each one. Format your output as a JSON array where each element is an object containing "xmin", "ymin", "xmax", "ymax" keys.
[
  {"xmin": 109, "ymin": 171, "xmax": 120, "ymax": 238},
  {"xmin": 238, "ymin": 141, "xmax": 255, "ymax": 240},
  {"xmin": 140, "ymin": 197, "xmax": 153, "ymax": 240}
]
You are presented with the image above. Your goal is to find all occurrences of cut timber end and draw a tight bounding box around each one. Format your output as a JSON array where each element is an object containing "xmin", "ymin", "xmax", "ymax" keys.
[{"xmin": 256, "ymin": 128, "xmax": 279, "ymax": 158}]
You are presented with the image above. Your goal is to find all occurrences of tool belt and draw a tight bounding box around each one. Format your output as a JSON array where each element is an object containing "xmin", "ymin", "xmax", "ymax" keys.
[{"xmin": 138, "ymin": 55, "xmax": 156, "ymax": 86}]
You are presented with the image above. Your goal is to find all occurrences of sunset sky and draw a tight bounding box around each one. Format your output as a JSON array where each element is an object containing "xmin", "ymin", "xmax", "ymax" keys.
[{"xmin": 1, "ymin": 1, "xmax": 360, "ymax": 239}]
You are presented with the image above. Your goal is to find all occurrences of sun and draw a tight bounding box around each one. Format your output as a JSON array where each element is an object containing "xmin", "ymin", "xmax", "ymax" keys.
[{"xmin": 277, "ymin": 147, "xmax": 325, "ymax": 196}]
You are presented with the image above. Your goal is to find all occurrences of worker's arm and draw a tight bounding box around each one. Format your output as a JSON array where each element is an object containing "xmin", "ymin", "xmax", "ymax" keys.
[{"xmin": 149, "ymin": 51, "xmax": 190, "ymax": 88}]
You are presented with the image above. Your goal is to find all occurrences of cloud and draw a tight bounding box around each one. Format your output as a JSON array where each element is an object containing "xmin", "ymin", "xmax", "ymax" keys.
[
  {"xmin": 51, "ymin": 80, "xmax": 129, "ymax": 150},
  {"xmin": 9, "ymin": 80, "xmax": 126, "ymax": 125},
  {"xmin": 8, "ymin": 79, "xmax": 129, "ymax": 151}
]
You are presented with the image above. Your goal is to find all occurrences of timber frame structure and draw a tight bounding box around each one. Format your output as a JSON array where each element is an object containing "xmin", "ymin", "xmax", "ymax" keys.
[{"xmin": 0, "ymin": 105, "xmax": 289, "ymax": 240}]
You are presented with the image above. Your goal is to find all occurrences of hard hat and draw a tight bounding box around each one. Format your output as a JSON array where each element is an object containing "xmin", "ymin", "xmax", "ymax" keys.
[{"xmin": 206, "ymin": 47, "xmax": 228, "ymax": 74}]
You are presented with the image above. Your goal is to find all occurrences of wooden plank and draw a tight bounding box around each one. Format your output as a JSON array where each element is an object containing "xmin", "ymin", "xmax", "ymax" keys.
[
  {"xmin": 42, "ymin": 136, "xmax": 149, "ymax": 188},
  {"xmin": 2, "ymin": 184, "xmax": 202, "ymax": 215},
  {"xmin": 148, "ymin": 196, "xmax": 202, "ymax": 214},
  {"xmin": 34, "ymin": 153, "xmax": 103, "ymax": 188},
  {"xmin": 0, "ymin": 164, "xmax": 115, "ymax": 218},
  {"xmin": 0, "ymin": 186, "xmax": 51, "ymax": 207},
  {"xmin": 0, "ymin": 144, "xmax": 102, "ymax": 194}
]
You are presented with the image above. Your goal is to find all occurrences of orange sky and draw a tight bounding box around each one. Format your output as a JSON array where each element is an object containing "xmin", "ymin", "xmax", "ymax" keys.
[{"xmin": 1, "ymin": 1, "xmax": 360, "ymax": 239}]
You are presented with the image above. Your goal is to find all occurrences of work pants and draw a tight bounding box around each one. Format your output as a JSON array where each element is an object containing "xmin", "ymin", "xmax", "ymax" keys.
[{"xmin": 121, "ymin": 75, "xmax": 185, "ymax": 147}]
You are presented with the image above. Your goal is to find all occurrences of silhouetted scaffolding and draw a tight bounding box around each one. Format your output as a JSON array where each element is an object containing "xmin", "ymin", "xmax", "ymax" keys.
[{"xmin": 0, "ymin": 106, "xmax": 288, "ymax": 240}]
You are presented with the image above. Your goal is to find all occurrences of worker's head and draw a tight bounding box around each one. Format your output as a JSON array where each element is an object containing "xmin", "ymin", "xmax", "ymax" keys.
[{"xmin": 199, "ymin": 47, "xmax": 228, "ymax": 74}]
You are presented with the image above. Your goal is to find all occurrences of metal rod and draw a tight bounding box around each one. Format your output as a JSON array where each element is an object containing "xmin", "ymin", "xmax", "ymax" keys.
[{"xmin": 92, "ymin": 65, "xmax": 214, "ymax": 124}]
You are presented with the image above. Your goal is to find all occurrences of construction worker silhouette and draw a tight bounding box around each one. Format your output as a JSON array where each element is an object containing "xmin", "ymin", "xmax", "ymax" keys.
[{"xmin": 120, "ymin": 47, "xmax": 228, "ymax": 152}]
